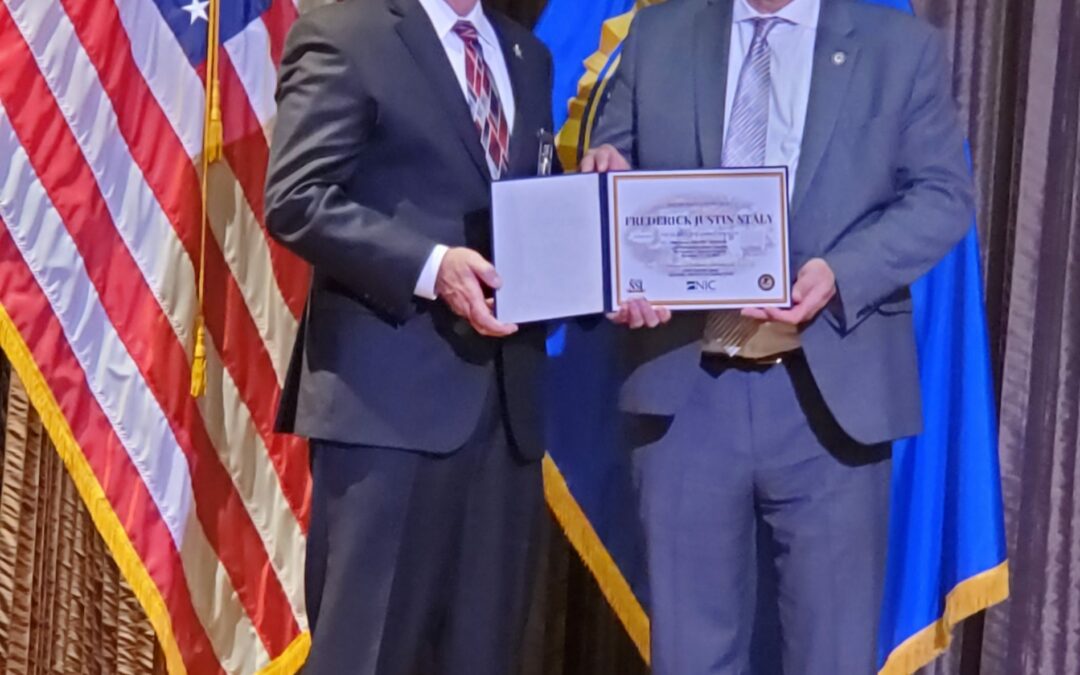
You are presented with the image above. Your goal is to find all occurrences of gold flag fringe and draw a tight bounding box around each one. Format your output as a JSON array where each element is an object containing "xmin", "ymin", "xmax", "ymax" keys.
[
  {"xmin": 542, "ymin": 455, "xmax": 652, "ymax": 662},
  {"xmin": 879, "ymin": 561, "xmax": 1009, "ymax": 675}
]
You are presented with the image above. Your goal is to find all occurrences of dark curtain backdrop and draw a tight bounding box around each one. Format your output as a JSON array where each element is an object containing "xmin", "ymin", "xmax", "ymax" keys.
[
  {"xmin": 0, "ymin": 365, "xmax": 165, "ymax": 674},
  {"xmin": 911, "ymin": 0, "xmax": 1080, "ymax": 673},
  {"xmin": 1, "ymin": 1, "xmax": 1077, "ymax": 673}
]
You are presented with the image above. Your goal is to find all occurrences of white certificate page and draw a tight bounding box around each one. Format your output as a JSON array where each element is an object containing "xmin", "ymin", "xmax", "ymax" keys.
[{"xmin": 491, "ymin": 174, "xmax": 606, "ymax": 324}]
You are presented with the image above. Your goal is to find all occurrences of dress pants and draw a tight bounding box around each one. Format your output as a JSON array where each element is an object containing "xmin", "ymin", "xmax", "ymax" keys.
[
  {"xmin": 302, "ymin": 388, "xmax": 542, "ymax": 675},
  {"xmin": 632, "ymin": 353, "xmax": 892, "ymax": 675}
]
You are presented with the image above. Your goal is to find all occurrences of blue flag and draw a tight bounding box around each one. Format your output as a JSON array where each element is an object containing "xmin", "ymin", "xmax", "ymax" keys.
[
  {"xmin": 536, "ymin": 1, "xmax": 1009, "ymax": 672},
  {"xmin": 536, "ymin": 0, "xmax": 635, "ymax": 131}
]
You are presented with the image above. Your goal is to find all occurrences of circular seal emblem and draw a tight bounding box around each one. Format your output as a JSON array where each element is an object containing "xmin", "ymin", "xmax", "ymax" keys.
[{"xmin": 758, "ymin": 274, "xmax": 776, "ymax": 291}]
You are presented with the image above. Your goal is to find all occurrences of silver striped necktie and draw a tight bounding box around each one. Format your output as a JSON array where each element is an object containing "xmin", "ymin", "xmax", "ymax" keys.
[{"xmin": 704, "ymin": 17, "xmax": 792, "ymax": 356}]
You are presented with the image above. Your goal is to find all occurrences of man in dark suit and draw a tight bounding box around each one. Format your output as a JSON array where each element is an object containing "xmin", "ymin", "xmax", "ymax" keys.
[
  {"xmin": 265, "ymin": 0, "xmax": 555, "ymax": 672},
  {"xmin": 582, "ymin": 0, "xmax": 974, "ymax": 672}
]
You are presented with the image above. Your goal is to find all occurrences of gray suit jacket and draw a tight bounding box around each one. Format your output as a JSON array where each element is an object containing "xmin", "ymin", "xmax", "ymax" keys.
[
  {"xmin": 591, "ymin": 0, "xmax": 974, "ymax": 445},
  {"xmin": 265, "ymin": 0, "xmax": 554, "ymax": 458}
]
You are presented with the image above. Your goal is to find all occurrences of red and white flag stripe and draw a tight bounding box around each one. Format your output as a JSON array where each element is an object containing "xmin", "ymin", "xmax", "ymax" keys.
[{"xmin": 0, "ymin": 0, "xmax": 318, "ymax": 672}]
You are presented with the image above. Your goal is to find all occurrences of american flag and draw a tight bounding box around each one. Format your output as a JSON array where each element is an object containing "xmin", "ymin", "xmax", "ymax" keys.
[{"xmin": 0, "ymin": 1, "xmax": 316, "ymax": 672}]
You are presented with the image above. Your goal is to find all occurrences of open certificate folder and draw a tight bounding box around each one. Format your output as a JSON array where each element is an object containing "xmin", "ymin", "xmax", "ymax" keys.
[{"xmin": 491, "ymin": 168, "xmax": 792, "ymax": 324}]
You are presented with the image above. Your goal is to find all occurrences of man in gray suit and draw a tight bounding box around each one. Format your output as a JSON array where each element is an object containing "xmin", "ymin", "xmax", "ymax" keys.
[
  {"xmin": 582, "ymin": 0, "xmax": 973, "ymax": 672},
  {"xmin": 265, "ymin": 0, "xmax": 554, "ymax": 672}
]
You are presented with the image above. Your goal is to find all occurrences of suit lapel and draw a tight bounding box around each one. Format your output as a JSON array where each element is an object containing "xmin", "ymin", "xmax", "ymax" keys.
[
  {"xmin": 694, "ymin": 0, "xmax": 734, "ymax": 168},
  {"xmin": 392, "ymin": 0, "xmax": 492, "ymax": 181},
  {"xmin": 792, "ymin": 0, "xmax": 858, "ymax": 213},
  {"xmin": 490, "ymin": 14, "xmax": 535, "ymax": 177}
]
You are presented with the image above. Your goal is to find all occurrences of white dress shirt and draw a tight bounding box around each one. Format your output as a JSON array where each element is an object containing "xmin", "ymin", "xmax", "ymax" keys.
[
  {"xmin": 413, "ymin": 0, "xmax": 517, "ymax": 300},
  {"xmin": 725, "ymin": 0, "xmax": 820, "ymax": 196}
]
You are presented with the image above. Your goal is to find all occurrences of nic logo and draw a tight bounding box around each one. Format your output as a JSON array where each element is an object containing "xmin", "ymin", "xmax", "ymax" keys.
[{"xmin": 686, "ymin": 279, "xmax": 717, "ymax": 292}]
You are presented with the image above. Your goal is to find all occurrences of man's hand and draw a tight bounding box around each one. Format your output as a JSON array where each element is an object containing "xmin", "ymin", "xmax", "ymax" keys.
[
  {"xmin": 582, "ymin": 147, "xmax": 666, "ymax": 328},
  {"xmin": 608, "ymin": 298, "xmax": 673, "ymax": 329},
  {"xmin": 580, "ymin": 144, "xmax": 631, "ymax": 173},
  {"xmin": 741, "ymin": 258, "xmax": 836, "ymax": 326},
  {"xmin": 435, "ymin": 247, "xmax": 518, "ymax": 337}
]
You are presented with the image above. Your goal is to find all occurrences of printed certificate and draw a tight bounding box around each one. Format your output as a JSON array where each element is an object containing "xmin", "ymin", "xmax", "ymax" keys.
[{"xmin": 490, "ymin": 168, "xmax": 790, "ymax": 324}]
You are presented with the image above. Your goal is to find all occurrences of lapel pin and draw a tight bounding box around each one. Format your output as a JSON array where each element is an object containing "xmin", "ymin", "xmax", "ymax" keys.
[
  {"xmin": 832, "ymin": 51, "xmax": 847, "ymax": 66},
  {"xmin": 513, "ymin": 43, "xmax": 523, "ymax": 60}
]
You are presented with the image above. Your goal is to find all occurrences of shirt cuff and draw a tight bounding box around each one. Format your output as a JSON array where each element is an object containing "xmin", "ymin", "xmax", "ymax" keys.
[{"xmin": 414, "ymin": 244, "xmax": 448, "ymax": 300}]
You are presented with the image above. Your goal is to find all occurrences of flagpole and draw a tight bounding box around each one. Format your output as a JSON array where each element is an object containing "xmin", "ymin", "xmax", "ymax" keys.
[{"xmin": 192, "ymin": 0, "xmax": 223, "ymax": 397}]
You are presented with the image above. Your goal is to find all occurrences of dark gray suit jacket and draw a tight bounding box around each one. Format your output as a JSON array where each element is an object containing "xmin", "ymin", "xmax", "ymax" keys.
[
  {"xmin": 591, "ymin": 0, "xmax": 975, "ymax": 445},
  {"xmin": 265, "ymin": 0, "xmax": 554, "ymax": 458}
]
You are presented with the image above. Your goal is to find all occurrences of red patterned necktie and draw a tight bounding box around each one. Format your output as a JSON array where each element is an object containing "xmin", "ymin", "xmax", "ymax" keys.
[{"xmin": 452, "ymin": 20, "xmax": 511, "ymax": 180}]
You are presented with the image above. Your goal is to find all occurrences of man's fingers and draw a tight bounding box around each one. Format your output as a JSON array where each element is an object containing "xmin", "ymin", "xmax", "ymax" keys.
[
  {"xmin": 458, "ymin": 277, "xmax": 487, "ymax": 313},
  {"xmin": 770, "ymin": 309, "xmax": 790, "ymax": 322},
  {"xmin": 470, "ymin": 257, "xmax": 502, "ymax": 289},
  {"xmin": 583, "ymin": 150, "xmax": 609, "ymax": 172},
  {"xmin": 607, "ymin": 307, "xmax": 631, "ymax": 324},
  {"xmin": 609, "ymin": 300, "xmax": 669, "ymax": 328},
  {"xmin": 438, "ymin": 254, "xmax": 514, "ymax": 335},
  {"xmin": 639, "ymin": 302, "xmax": 661, "ymax": 328},
  {"xmin": 468, "ymin": 297, "xmax": 517, "ymax": 336},
  {"xmin": 764, "ymin": 305, "xmax": 807, "ymax": 325},
  {"xmin": 631, "ymin": 299, "xmax": 661, "ymax": 328},
  {"xmin": 460, "ymin": 278, "xmax": 512, "ymax": 336},
  {"xmin": 628, "ymin": 300, "xmax": 652, "ymax": 328},
  {"xmin": 791, "ymin": 279, "xmax": 807, "ymax": 304},
  {"xmin": 443, "ymin": 288, "xmax": 474, "ymax": 321},
  {"xmin": 763, "ymin": 307, "xmax": 794, "ymax": 324},
  {"xmin": 480, "ymin": 267, "xmax": 502, "ymax": 290},
  {"xmin": 474, "ymin": 316, "xmax": 518, "ymax": 337},
  {"xmin": 741, "ymin": 307, "xmax": 770, "ymax": 320},
  {"xmin": 744, "ymin": 262, "xmax": 836, "ymax": 326},
  {"xmin": 745, "ymin": 303, "xmax": 805, "ymax": 324},
  {"xmin": 581, "ymin": 146, "xmax": 630, "ymax": 174}
]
